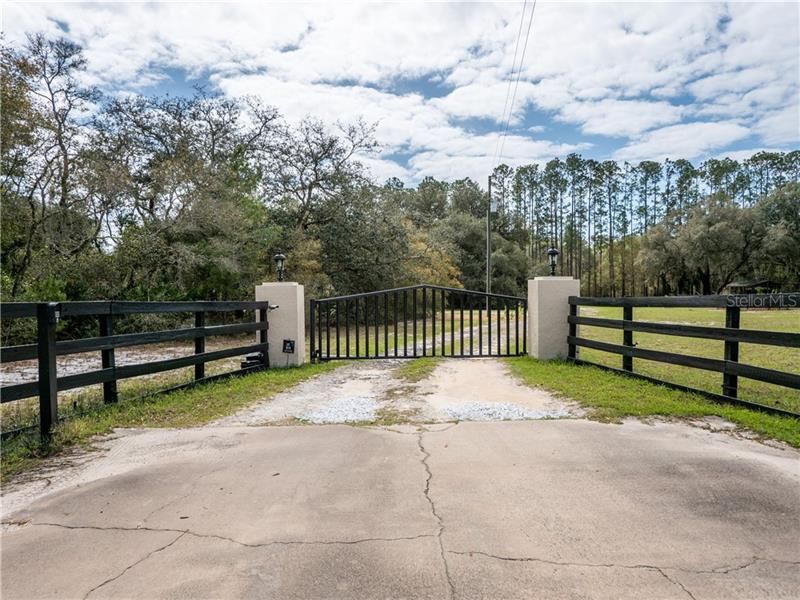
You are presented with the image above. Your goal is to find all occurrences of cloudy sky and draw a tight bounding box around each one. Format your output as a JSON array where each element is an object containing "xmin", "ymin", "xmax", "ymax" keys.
[{"xmin": 4, "ymin": 1, "xmax": 799, "ymax": 184}]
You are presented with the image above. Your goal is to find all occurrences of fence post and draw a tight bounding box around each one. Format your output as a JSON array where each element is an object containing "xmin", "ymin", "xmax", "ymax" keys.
[
  {"xmin": 309, "ymin": 299, "xmax": 316, "ymax": 363},
  {"xmin": 37, "ymin": 302, "xmax": 59, "ymax": 440},
  {"xmin": 567, "ymin": 302, "xmax": 577, "ymax": 360},
  {"xmin": 722, "ymin": 305, "xmax": 740, "ymax": 398},
  {"xmin": 194, "ymin": 311, "xmax": 205, "ymax": 380},
  {"xmin": 623, "ymin": 304, "xmax": 634, "ymax": 372},
  {"xmin": 100, "ymin": 310, "xmax": 118, "ymax": 403},
  {"xmin": 259, "ymin": 307, "xmax": 269, "ymax": 368}
]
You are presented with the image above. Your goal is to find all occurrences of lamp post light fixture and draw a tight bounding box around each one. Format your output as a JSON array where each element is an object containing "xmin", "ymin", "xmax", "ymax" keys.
[
  {"xmin": 486, "ymin": 174, "xmax": 493, "ymax": 298},
  {"xmin": 273, "ymin": 250, "xmax": 286, "ymax": 282},
  {"xmin": 547, "ymin": 246, "xmax": 559, "ymax": 277}
]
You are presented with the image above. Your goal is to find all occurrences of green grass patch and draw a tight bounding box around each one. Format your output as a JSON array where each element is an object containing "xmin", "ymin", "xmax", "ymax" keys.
[
  {"xmin": 1, "ymin": 362, "xmax": 339, "ymax": 482},
  {"xmin": 1, "ymin": 355, "xmax": 245, "ymax": 434},
  {"xmin": 394, "ymin": 356, "xmax": 442, "ymax": 382},
  {"xmin": 370, "ymin": 405, "xmax": 421, "ymax": 426},
  {"xmin": 506, "ymin": 356, "xmax": 800, "ymax": 448}
]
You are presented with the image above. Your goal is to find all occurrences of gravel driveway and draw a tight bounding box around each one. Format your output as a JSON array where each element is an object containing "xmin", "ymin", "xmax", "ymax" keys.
[{"xmin": 211, "ymin": 358, "xmax": 582, "ymax": 426}]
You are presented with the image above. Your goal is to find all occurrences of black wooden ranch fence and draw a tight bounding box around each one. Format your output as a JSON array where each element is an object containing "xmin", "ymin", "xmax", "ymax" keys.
[
  {"xmin": 310, "ymin": 285, "xmax": 527, "ymax": 361},
  {"xmin": 567, "ymin": 294, "xmax": 800, "ymax": 417},
  {"xmin": 1, "ymin": 301, "xmax": 271, "ymax": 439}
]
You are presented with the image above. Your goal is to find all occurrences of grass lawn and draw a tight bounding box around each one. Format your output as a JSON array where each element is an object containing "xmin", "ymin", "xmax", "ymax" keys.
[
  {"xmin": 2, "ymin": 359, "xmax": 233, "ymax": 434},
  {"xmin": 506, "ymin": 356, "xmax": 800, "ymax": 448},
  {"xmin": 394, "ymin": 356, "xmax": 443, "ymax": 382},
  {"xmin": 575, "ymin": 306, "xmax": 800, "ymax": 413},
  {"xmin": 0, "ymin": 362, "xmax": 339, "ymax": 482}
]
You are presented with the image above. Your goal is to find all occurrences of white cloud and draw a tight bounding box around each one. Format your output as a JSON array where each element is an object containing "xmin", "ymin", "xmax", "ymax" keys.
[
  {"xmin": 558, "ymin": 99, "xmax": 684, "ymax": 138},
  {"xmin": 429, "ymin": 81, "xmax": 536, "ymax": 124},
  {"xmin": 754, "ymin": 105, "xmax": 800, "ymax": 146},
  {"xmin": 689, "ymin": 67, "xmax": 777, "ymax": 101},
  {"xmin": 357, "ymin": 155, "xmax": 413, "ymax": 184},
  {"xmin": 217, "ymin": 71, "xmax": 584, "ymax": 182},
  {"xmin": 4, "ymin": 1, "xmax": 799, "ymax": 183},
  {"xmin": 613, "ymin": 121, "xmax": 751, "ymax": 162}
]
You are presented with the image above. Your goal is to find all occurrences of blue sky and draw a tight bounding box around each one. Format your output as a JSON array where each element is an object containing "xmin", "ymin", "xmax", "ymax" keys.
[{"xmin": 6, "ymin": 1, "xmax": 799, "ymax": 184}]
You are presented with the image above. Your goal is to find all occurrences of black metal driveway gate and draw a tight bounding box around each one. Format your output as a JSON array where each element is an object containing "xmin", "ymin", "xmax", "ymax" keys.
[{"xmin": 309, "ymin": 285, "xmax": 526, "ymax": 362}]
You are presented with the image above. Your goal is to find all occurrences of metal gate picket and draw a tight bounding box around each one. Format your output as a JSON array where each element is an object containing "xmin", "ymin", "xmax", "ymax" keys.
[{"xmin": 310, "ymin": 285, "xmax": 526, "ymax": 362}]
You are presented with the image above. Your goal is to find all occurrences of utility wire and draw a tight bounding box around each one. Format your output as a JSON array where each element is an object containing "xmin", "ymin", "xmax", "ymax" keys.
[
  {"xmin": 496, "ymin": 0, "xmax": 537, "ymax": 166},
  {"xmin": 492, "ymin": 0, "xmax": 528, "ymax": 167}
]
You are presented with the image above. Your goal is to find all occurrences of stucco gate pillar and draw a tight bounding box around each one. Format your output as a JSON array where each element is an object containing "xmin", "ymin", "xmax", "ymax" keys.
[
  {"xmin": 255, "ymin": 282, "xmax": 305, "ymax": 368},
  {"xmin": 527, "ymin": 277, "xmax": 581, "ymax": 360}
]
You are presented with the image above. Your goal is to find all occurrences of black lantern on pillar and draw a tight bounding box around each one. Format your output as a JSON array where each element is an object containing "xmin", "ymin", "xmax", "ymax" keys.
[
  {"xmin": 546, "ymin": 247, "xmax": 559, "ymax": 276},
  {"xmin": 273, "ymin": 250, "xmax": 286, "ymax": 282}
]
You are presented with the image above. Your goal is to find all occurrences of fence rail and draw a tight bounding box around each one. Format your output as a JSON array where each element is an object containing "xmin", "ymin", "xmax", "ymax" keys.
[
  {"xmin": 567, "ymin": 294, "xmax": 800, "ymax": 417},
  {"xmin": 1, "ymin": 300, "xmax": 271, "ymax": 439}
]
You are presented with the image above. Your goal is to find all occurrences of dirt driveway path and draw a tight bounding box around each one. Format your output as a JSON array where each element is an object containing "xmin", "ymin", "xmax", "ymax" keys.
[
  {"xmin": 2, "ymin": 358, "xmax": 799, "ymax": 599},
  {"xmin": 213, "ymin": 358, "xmax": 581, "ymax": 426}
]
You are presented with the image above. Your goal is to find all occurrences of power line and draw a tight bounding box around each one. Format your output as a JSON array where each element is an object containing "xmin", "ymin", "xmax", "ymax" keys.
[
  {"xmin": 496, "ymin": 0, "xmax": 537, "ymax": 166},
  {"xmin": 492, "ymin": 0, "xmax": 528, "ymax": 166}
]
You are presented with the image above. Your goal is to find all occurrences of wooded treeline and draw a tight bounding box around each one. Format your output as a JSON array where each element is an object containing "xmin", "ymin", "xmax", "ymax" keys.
[
  {"xmin": 2, "ymin": 35, "xmax": 799, "ymax": 316},
  {"xmin": 489, "ymin": 152, "xmax": 799, "ymax": 296}
]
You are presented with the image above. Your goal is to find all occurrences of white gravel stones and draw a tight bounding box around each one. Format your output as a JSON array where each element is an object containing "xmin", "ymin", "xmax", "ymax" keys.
[
  {"xmin": 213, "ymin": 358, "xmax": 580, "ymax": 428},
  {"xmin": 301, "ymin": 396, "xmax": 378, "ymax": 424},
  {"xmin": 442, "ymin": 402, "xmax": 571, "ymax": 422}
]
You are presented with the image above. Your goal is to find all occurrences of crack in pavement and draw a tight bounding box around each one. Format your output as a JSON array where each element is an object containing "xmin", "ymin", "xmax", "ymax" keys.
[
  {"xmin": 83, "ymin": 531, "xmax": 187, "ymax": 599},
  {"xmin": 28, "ymin": 523, "xmax": 798, "ymax": 600},
  {"xmin": 654, "ymin": 568, "xmax": 697, "ymax": 600},
  {"xmin": 449, "ymin": 550, "xmax": 702, "ymax": 597},
  {"xmin": 447, "ymin": 549, "xmax": 782, "ymax": 574},
  {"xmin": 32, "ymin": 522, "xmax": 436, "ymax": 548},
  {"xmin": 448, "ymin": 549, "xmax": 797, "ymax": 597},
  {"xmin": 364, "ymin": 423, "xmax": 460, "ymax": 436},
  {"xmin": 416, "ymin": 432, "xmax": 456, "ymax": 599},
  {"xmin": 32, "ymin": 521, "xmax": 439, "ymax": 598}
]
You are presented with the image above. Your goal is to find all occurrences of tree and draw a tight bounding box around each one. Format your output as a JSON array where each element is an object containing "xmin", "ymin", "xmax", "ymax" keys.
[
  {"xmin": 317, "ymin": 186, "xmax": 408, "ymax": 294},
  {"xmin": 756, "ymin": 183, "xmax": 800, "ymax": 286},
  {"xmin": 89, "ymin": 92, "xmax": 281, "ymax": 300},
  {"xmin": 489, "ymin": 235, "xmax": 528, "ymax": 297},
  {"xmin": 449, "ymin": 177, "xmax": 486, "ymax": 219},
  {"xmin": 433, "ymin": 212, "xmax": 487, "ymax": 292},
  {"xmin": 265, "ymin": 117, "xmax": 377, "ymax": 229},
  {"xmin": 404, "ymin": 227, "xmax": 461, "ymax": 288},
  {"xmin": 541, "ymin": 158, "xmax": 566, "ymax": 266},
  {"xmin": 490, "ymin": 163, "xmax": 514, "ymax": 234},
  {"xmin": 638, "ymin": 223, "xmax": 686, "ymax": 295},
  {"xmin": 567, "ymin": 154, "xmax": 587, "ymax": 276},
  {"xmin": 599, "ymin": 160, "xmax": 621, "ymax": 296},
  {"xmin": 1, "ymin": 36, "xmax": 104, "ymax": 298},
  {"xmin": 95, "ymin": 93, "xmax": 279, "ymax": 228},
  {"xmin": 702, "ymin": 157, "xmax": 740, "ymax": 198},
  {"xmin": 672, "ymin": 159, "xmax": 699, "ymax": 223},
  {"xmin": 676, "ymin": 195, "xmax": 765, "ymax": 294},
  {"xmin": 637, "ymin": 160, "xmax": 662, "ymax": 230},
  {"xmin": 401, "ymin": 176, "xmax": 448, "ymax": 227}
]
